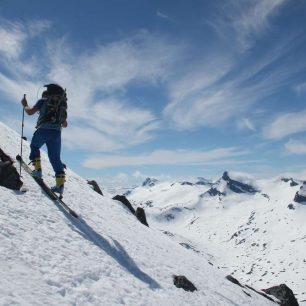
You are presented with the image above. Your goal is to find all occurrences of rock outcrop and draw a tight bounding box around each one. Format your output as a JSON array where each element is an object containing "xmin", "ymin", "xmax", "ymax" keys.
[{"xmin": 0, "ymin": 148, "xmax": 23, "ymax": 191}]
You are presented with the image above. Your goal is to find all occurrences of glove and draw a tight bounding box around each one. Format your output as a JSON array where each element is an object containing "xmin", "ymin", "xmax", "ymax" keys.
[{"xmin": 21, "ymin": 95, "xmax": 28, "ymax": 107}]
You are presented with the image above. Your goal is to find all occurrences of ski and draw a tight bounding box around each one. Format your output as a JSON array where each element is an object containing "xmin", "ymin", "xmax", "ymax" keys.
[{"xmin": 16, "ymin": 155, "xmax": 79, "ymax": 218}]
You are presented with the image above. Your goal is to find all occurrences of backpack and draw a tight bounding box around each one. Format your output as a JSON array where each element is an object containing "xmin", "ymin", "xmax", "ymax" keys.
[{"xmin": 36, "ymin": 84, "xmax": 68, "ymax": 128}]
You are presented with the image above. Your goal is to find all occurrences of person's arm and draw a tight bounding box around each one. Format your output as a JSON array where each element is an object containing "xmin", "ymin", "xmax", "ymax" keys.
[
  {"xmin": 62, "ymin": 119, "xmax": 68, "ymax": 128},
  {"xmin": 21, "ymin": 95, "xmax": 39, "ymax": 115}
]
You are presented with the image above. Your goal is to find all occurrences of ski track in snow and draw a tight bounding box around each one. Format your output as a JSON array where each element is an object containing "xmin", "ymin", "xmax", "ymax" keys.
[{"xmin": 0, "ymin": 122, "xmax": 277, "ymax": 305}]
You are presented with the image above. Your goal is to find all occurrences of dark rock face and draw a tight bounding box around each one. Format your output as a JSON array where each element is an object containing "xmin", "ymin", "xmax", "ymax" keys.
[
  {"xmin": 226, "ymin": 275, "xmax": 244, "ymax": 288},
  {"xmin": 0, "ymin": 148, "xmax": 23, "ymax": 191},
  {"xmin": 222, "ymin": 171, "xmax": 258, "ymax": 194},
  {"xmin": 87, "ymin": 180, "xmax": 103, "ymax": 196},
  {"xmin": 195, "ymin": 177, "xmax": 212, "ymax": 186},
  {"xmin": 202, "ymin": 187, "xmax": 225, "ymax": 197},
  {"xmin": 173, "ymin": 275, "xmax": 197, "ymax": 292},
  {"xmin": 262, "ymin": 284, "xmax": 299, "ymax": 306},
  {"xmin": 281, "ymin": 178, "xmax": 299, "ymax": 187},
  {"xmin": 225, "ymin": 275, "xmax": 280, "ymax": 304},
  {"xmin": 112, "ymin": 195, "xmax": 136, "ymax": 214},
  {"xmin": 113, "ymin": 196, "xmax": 149, "ymax": 227},
  {"xmin": 294, "ymin": 191, "xmax": 306, "ymax": 203},
  {"xmin": 135, "ymin": 207, "xmax": 149, "ymax": 227},
  {"xmin": 142, "ymin": 178, "xmax": 158, "ymax": 187},
  {"xmin": 181, "ymin": 181, "xmax": 194, "ymax": 186}
]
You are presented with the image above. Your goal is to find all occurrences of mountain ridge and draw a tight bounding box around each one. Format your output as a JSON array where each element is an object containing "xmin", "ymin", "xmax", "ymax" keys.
[{"xmin": 128, "ymin": 171, "xmax": 306, "ymax": 302}]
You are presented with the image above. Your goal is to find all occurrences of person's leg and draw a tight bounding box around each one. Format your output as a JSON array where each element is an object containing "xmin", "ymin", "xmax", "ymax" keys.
[
  {"xmin": 45, "ymin": 130, "xmax": 64, "ymax": 174},
  {"xmin": 46, "ymin": 130, "xmax": 65, "ymax": 195},
  {"xmin": 29, "ymin": 129, "xmax": 46, "ymax": 160},
  {"xmin": 29, "ymin": 129, "xmax": 47, "ymax": 177}
]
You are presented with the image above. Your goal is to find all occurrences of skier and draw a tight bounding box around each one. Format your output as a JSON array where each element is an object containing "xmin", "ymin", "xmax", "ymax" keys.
[{"xmin": 21, "ymin": 84, "xmax": 68, "ymax": 196}]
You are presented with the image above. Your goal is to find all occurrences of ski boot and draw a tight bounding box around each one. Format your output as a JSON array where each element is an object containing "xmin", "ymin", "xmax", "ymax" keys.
[
  {"xmin": 31, "ymin": 157, "xmax": 42, "ymax": 178},
  {"xmin": 51, "ymin": 172, "xmax": 65, "ymax": 197}
]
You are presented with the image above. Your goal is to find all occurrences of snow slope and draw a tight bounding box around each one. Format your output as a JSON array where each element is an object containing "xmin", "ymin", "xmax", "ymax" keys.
[
  {"xmin": 0, "ymin": 122, "xmax": 276, "ymax": 305},
  {"xmin": 128, "ymin": 175, "xmax": 306, "ymax": 303}
]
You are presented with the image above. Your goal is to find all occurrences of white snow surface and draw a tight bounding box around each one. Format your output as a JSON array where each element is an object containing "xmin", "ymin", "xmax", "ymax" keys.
[
  {"xmin": 128, "ymin": 176, "xmax": 306, "ymax": 304},
  {"xmin": 0, "ymin": 121, "xmax": 276, "ymax": 305}
]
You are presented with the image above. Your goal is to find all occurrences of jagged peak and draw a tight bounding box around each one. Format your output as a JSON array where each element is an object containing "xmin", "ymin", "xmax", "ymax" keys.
[
  {"xmin": 210, "ymin": 171, "xmax": 259, "ymax": 195},
  {"xmin": 142, "ymin": 177, "xmax": 158, "ymax": 187}
]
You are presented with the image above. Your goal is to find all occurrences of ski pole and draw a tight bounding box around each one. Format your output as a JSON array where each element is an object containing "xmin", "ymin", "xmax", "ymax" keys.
[{"xmin": 20, "ymin": 94, "xmax": 26, "ymax": 175}]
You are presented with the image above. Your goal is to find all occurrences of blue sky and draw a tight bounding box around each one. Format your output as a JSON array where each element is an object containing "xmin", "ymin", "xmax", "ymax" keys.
[{"xmin": 1, "ymin": 0, "xmax": 306, "ymax": 187}]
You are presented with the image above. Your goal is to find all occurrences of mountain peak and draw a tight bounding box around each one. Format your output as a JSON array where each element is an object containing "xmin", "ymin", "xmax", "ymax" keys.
[
  {"xmin": 142, "ymin": 177, "xmax": 158, "ymax": 187},
  {"xmin": 222, "ymin": 171, "xmax": 230, "ymax": 181},
  {"xmin": 223, "ymin": 173, "xmax": 258, "ymax": 194}
]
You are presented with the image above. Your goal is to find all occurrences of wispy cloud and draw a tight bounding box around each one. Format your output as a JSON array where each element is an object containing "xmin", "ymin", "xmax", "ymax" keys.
[
  {"xmin": 62, "ymin": 99, "xmax": 161, "ymax": 152},
  {"xmin": 263, "ymin": 109, "xmax": 306, "ymax": 140},
  {"xmin": 0, "ymin": 21, "xmax": 26, "ymax": 60},
  {"xmin": 83, "ymin": 147, "xmax": 249, "ymax": 169},
  {"xmin": 214, "ymin": 0, "xmax": 288, "ymax": 50},
  {"xmin": 0, "ymin": 22, "xmax": 183, "ymax": 152},
  {"xmin": 44, "ymin": 33, "xmax": 181, "ymax": 151},
  {"xmin": 293, "ymin": 82, "xmax": 306, "ymax": 95},
  {"xmin": 26, "ymin": 19, "xmax": 51, "ymax": 37},
  {"xmin": 163, "ymin": 32, "xmax": 302, "ymax": 130},
  {"xmin": 156, "ymin": 11, "xmax": 174, "ymax": 23},
  {"xmin": 0, "ymin": 73, "xmax": 41, "ymax": 102},
  {"xmin": 285, "ymin": 139, "xmax": 306, "ymax": 155},
  {"xmin": 238, "ymin": 118, "xmax": 256, "ymax": 131}
]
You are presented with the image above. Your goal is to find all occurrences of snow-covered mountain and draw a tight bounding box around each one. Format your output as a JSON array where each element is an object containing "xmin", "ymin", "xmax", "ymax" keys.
[
  {"xmin": 127, "ymin": 174, "xmax": 306, "ymax": 303},
  {"xmin": 0, "ymin": 121, "xmax": 279, "ymax": 305}
]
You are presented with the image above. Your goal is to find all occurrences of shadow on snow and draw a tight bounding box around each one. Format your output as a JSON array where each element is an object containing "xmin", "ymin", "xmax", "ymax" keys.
[{"xmin": 54, "ymin": 201, "xmax": 161, "ymax": 290}]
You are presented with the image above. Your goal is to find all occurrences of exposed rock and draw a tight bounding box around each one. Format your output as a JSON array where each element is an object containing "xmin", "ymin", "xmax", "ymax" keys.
[
  {"xmin": 123, "ymin": 189, "xmax": 132, "ymax": 196},
  {"xmin": 181, "ymin": 181, "xmax": 193, "ymax": 186},
  {"xmin": 226, "ymin": 275, "xmax": 244, "ymax": 288},
  {"xmin": 135, "ymin": 207, "xmax": 149, "ymax": 227},
  {"xmin": 262, "ymin": 284, "xmax": 299, "ymax": 306},
  {"xmin": 294, "ymin": 191, "xmax": 306, "ymax": 204},
  {"xmin": 202, "ymin": 187, "xmax": 225, "ymax": 197},
  {"xmin": 225, "ymin": 275, "xmax": 279, "ymax": 303},
  {"xmin": 281, "ymin": 178, "xmax": 299, "ymax": 187},
  {"xmin": 196, "ymin": 177, "xmax": 212, "ymax": 186},
  {"xmin": 87, "ymin": 180, "xmax": 103, "ymax": 196},
  {"xmin": 112, "ymin": 195, "xmax": 136, "ymax": 215},
  {"xmin": 287, "ymin": 204, "xmax": 295, "ymax": 210},
  {"xmin": 173, "ymin": 275, "xmax": 197, "ymax": 292},
  {"xmin": 222, "ymin": 171, "xmax": 258, "ymax": 194},
  {"xmin": 142, "ymin": 177, "xmax": 158, "ymax": 187},
  {"xmin": 0, "ymin": 148, "xmax": 23, "ymax": 191},
  {"xmin": 179, "ymin": 243, "xmax": 200, "ymax": 253}
]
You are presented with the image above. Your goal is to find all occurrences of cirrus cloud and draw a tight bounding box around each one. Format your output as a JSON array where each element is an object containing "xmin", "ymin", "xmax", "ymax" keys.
[
  {"xmin": 83, "ymin": 147, "xmax": 251, "ymax": 169},
  {"xmin": 263, "ymin": 109, "xmax": 306, "ymax": 140}
]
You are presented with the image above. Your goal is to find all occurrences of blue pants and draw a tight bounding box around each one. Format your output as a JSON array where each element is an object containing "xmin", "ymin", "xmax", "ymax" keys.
[{"xmin": 30, "ymin": 128, "xmax": 64, "ymax": 174}]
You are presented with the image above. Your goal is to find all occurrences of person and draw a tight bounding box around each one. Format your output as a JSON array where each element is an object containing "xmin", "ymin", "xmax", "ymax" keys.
[{"xmin": 21, "ymin": 84, "xmax": 68, "ymax": 196}]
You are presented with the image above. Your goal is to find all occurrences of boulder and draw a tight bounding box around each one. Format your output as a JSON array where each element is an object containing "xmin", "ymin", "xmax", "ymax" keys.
[
  {"xmin": 262, "ymin": 284, "xmax": 299, "ymax": 306},
  {"xmin": 294, "ymin": 191, "xmax": 306, "ymax": 204},
  {"xmin": 0, "ymin": 148, "xmax": 23, "ymax": 191},
  {"xmin": 112, "ymin": 195, "xmax": 136, "ymax": 215},
  {"xmin": 287, "ymin": 204, "xmax": 295, "ymax": 210},
  {"xmin": 135, "ymin": 207, "xmax": 149, "ymax": 227},
  {"xmin": 173, "ymin": 275, "xmax": 197, "ymax": 292},
  {"xmin": 87, "ymin": 180, "xmax": 103, "ymax": 196}
]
